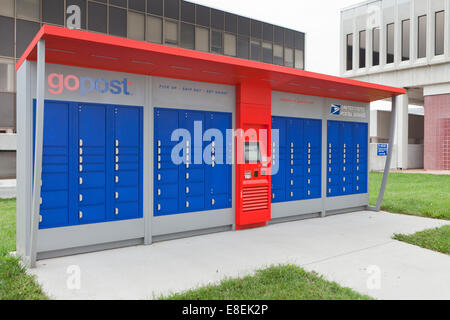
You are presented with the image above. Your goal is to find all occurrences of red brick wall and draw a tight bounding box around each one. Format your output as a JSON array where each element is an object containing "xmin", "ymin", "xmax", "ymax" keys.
[{"xmin": 424, "ymin": 94, "xmax": 450, "ymax": 170}]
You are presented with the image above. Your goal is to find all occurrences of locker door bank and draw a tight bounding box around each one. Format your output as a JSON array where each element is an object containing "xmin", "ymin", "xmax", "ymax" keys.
[{"xmin": 16, "ymin": 26, "xmax": 405, "ymax": 262}]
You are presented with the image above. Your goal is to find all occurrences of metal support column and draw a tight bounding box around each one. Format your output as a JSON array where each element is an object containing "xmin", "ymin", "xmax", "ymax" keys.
[
  {"xmin": 29, "ymin": 39, "xmax": 45, "ymax": 268},
  {"xmin": 368, "ymin": 96, "xmax": 396, "ymax": 212}
]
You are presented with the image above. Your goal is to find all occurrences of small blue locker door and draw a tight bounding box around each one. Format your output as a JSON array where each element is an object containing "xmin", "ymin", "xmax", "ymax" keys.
[
  {"xmin": 304, "ymin": 119, "xmax": 321, "ymax": 199},
  {"xmin": 39, "ymin": 101, "xmax": 71, "ymax": 228},
  {"xmin": 286, "ymin": 118, "xmax": 304, "ymax": 201},
  {"xmin": 154, "ymin": 108, "xmax": 179, "ymax": 216},
  {"xmin": 353, "ymin": 123, "xmax": 368, "ymax": 193},
  {"xmin": 327, "ymin": 121, "xmax": 342, "ymax": 197},
  {"xmin": 204, "ymin": 112, "xmax": 232, "ymax": 210},
  {"xmin": 271, "ymin": 117, "xmax": 286, "ymax": 203},
  {"xmin": 76, "ymin": 104, "xmax": 107, "ymax": 224},
  {"xmin": 112, "ymin": 106, "xmax": 142, "ymax": 220},
  {"xmin": 341, "ymin": 122, "xmax": 354, "ymax": 195},
  {"xmin": 179, "ymin": 110, "xmax": 205, "ymax": 213}
]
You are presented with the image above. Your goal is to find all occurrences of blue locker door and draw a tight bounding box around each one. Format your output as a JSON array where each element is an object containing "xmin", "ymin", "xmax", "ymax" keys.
[
  {"xmin": 112, "ymin": 106, "xmax": 142, "ymax": 220},
  {"xmin": 327, "ymin": 121, "xmax": 342, "ymax": 197},
  {"xmin": 204, "ymin": 112, "xmax": 232, "ymax": 210},
  {"xmin": 353, "ymin": 123, "xmax": 368, "ymax": 193},
  {"xmin": 77, "ymin": 104, "xmax": 107, "ymax": 223},
  {"xmin": 179, "ymin": 110, "xmax": 206, "ymax": 213},
  {"xmin": 304, "ymin": 119, "xmax": 321, "ymax": 199},
  {"xmin": 39, "ymin": 101, "xmax": 71, "ymax": 229},
  {"xmin": 271, "ymin": 117, "xmax": 287, "ymax": 203},
  {"xmin": 286, "ymin": 118, "xmax": 304, "ymax": 201},
  {"xmin": 154, "ymin": 108, "xmax": 180, "ymax": 216}
]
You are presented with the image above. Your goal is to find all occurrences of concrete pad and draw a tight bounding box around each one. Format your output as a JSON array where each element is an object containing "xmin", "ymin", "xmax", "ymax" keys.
[{"xmin": 28, "ymin": 211, "xmax": 450, "ymax": 300}]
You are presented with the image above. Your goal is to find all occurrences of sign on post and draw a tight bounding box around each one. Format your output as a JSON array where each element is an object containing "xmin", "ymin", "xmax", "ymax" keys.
[{"xmin": 377, "ymin": 143, "xmax": 388, "ymax": 156}]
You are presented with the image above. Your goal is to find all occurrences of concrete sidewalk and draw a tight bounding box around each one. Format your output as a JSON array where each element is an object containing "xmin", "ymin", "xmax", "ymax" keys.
[
  {"xmin": 0, "ymin": 179, "xmax": 16, "ymax": 199},
  {"xmin": 29, "ymin": 211, "xmax": 450, "ymax": 300}
]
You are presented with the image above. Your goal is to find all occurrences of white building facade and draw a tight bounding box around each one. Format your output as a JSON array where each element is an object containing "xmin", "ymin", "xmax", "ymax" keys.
[{"xmin": 341, "ymin": 0, "xmax": 450, "ymax": 170}]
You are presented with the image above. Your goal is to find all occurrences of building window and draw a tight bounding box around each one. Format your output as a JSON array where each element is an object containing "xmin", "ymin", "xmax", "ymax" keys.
[
  {"xmin": 0, "ymin": 92, "xmax": 16, "ymax": 128},
  {"xmin": 224, "ymin": 33, "xmax": 236, "ymax": 56},
  {"xmin": 251, "ymin": 21, "xmax": 262, "ymax": 39},
  {"xmin": 196, "ymin": 5, "xmax": 210, "ymax": 28},
  {"xmin": 181, "ymin": 1, "xmax": 195, "ymax": 24},
  {"xmin": 16, "ymin": 19, "xmax": 40, "ymax": 58},
  {"xmin": 165, "ymin": 20, "xmax": 178, "ymax": 46},
  {"xmin": 263, "ymin": 23, "xmax": 273, "ymax": 42},
  {"xmin": 435, "ymin": 11, "xmax": 445, "ymax": 56},
  {"xmin": 181, "ymin": 23, "xmax": 195, "ymax": 50},
  {"xmin": 237, "ymin": 36, "xmax": 249, "ymax": 59},
  {"xmin": 0, "ymin": 58, "xmax": 15, "ymax": 92},
  {"xmin": 386, "ymin": 23, "xmax": 394, "ymax": 64},
  {"xmin": 42, "ymin": 0, "xmax": 64, "ymax": 25},
  {"xmin": 109, "ymin": 7, "xmax": 127, "ymax": 37},
  {"xmin": 418, "ymin": 15, "xmax": 427, "ymax": 59},
  {"xmin": 250, "ymin": 40, "xmax": 261, "ymax": 61},
  {"xmin": 211, "ymin": 9, "xmax": 225, "ymax": 30},
  {"xmin": 273, "ymin": 44, "xmax": 283, "ymax": 65},
  {"xmin": 146, "ymin": 16, "xmax": 162, "ymax": 43},
  {"xmin": 16, "ymin": 0, "xmax": 40, "ymax": 20},
  {"xmin": 195, "ymin": 27, "xmax": 209, "ymax": 52},
  {"xmin": 110, "ymin": 0, "xmax": 126, "ymax": 7},
  {"xmin": 129, "ymin": 0, "xmax": 145, "ymax": 12},
  {"xmin": 284, "ymin": 47, "xmax": 294, "ymax": 67},
  {"xmin": 128, "ymin": 11, "xmax": 145, "ymax": 41},
  {"xmin": 372, "ymin": 27, "xmax": 380, "ymax": 66},
  {"xmin": 88, "ymin": 2, "xmax": 107, "ymax": 34},
  {"xmin": 359, "ymin": 30, "xmax": 366, "ymax": 68},
  {"xmin": 274, "ymin": 26, "xmax": 284, "ymax": 45},
  {"xmin": 0, "ymin": 0, "xmax": 14, "ymax": 17},
  {"xmin": 225, "ymin": 13, "xmax": 237, "ymax": 33},
  {"xmin": 238, "ymin": 17, "xmax": 250, "ymax": 36},
  {"xmin": 284, "ymin": 29, "xmax": 294, "ymax": 48},
  {"xmin": 0, "ymin": 16, "xmax": 15, "ymax": 57},
  {"xmin": 165, "ymin": 0, "xmax": 179, "ymax": 20},
  {"xmin": 401, "ymin": 19, "xmax": 410, "ymax": 61},
  {"xmin": 346, "ymin": 33, "xmax": 353, "ymax": 70},
  {"xmin": 147, "ymin": 0, "xmax": 163, "ymax": 16},
  {"xmin": 262, "ymin": 42, "xmax": 273, "ymax": 63},
  {"xmin": 211, "ymin": 30, "xmax": 223, "ymax": 54},
  {"xmin": 295, "ymin": 49, "xmax": 304, "ymax": 69}
]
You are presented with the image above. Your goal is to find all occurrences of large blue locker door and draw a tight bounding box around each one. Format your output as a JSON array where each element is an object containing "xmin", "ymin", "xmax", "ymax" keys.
[
  {"xmin": 205, "ymin": 112, "xmax": 232, "ymax": 210},
  {"xmin": 154, "ymin": 108, "xmax": 179, "ymax": 216},
  {"xmin": 39, "ymin": 101, "xmax": 71, "ymax": 228},
  {"xmin": 77, "ymin": 105, "xmax": 107, "ymax": 223},
  {"xmin": 286, "ymin": 118, "xmax": 304, "ymax": 201},
  {"xmin": 112, "ymin": 106, "xmax": 142, "ymax": 220},
  {"xmin": 327, "ymin": 121, "xmax": 342, "ymax": 197},
  {"xmin": 271, "ymin": 117, "xmax": 286, "ymax": 203},
  {"xmin": 179, "ymin": 110, "xmax": 205, "ymax": 213},
  {"xmin": 304, "ymin": 119, "xmax": 321, "ymax": 199}
]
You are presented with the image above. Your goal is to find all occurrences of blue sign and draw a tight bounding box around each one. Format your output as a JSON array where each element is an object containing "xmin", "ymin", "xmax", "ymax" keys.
[
  {"xmin": 377, "ymin": 144, "xmax": 388, "ymax": 156},
  {"xmin": 331, "ymin": 104, "xmax": 341, "ymax": 115}
]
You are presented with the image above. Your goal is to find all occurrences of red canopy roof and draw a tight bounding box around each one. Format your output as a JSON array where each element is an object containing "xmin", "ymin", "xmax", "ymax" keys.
[{"xmin": 17, "ymin": 25, "xmax": 405, "ymax": 103}]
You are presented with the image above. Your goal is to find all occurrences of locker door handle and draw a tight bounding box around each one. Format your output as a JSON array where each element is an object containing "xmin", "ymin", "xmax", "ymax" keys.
[
  {"xmin": 157, "ymin": 204, "xmax": 161, "ymax": 211},
  {"xmin": 186, "ymin": 201, "xmax": 190, "ymax": 208},
  {"xmin": 115, "ymin": 156, "xmax": 119, "ymax": 163},
  {"xmin": 157, "ymin": 189, "xmax": 161, "ymax": 196},
  {"xmin": 290, "ymin": 192, "xmax": 294, "ymax": 197},
  {"xmin": 115, "ymin": 139, "xmax": 119, "ymax": 147},
  {"xmin": 115, "ymin": 192, "xmax": 119, "ymax": 199},
  {"xmin": 79, "ymin": 177, "xmax": 83, "ymax": 185},
  {"xmin": 79, "ymin": 148, "xmax": 83, "ymax": 155},
  {"xmin": 307, "ymin": 190, "xmax": 311, "ymax": 196},
  {"xmin": 157, "ymin": 174, "xmax": 161, "ymax": 181},
  {"xmin": 79, "ymin": 156, "xmax": 83, "ymax": 163},
  {"xmin": 185, "ymin": 173, "xmax": 190, "ymax": 180},
  {"xmin": 79, "ymin": 139, "xmax": 83, "ymax": 146},
  {"xmin": 308, "ymin": 179, "xmax": 311, "ymax": 184},
  {"xmin": 79, "ymin": 194, "xmax": 83, "ymax": 202},
  {"xmin": 115, "ymin": 148, "xmax": 119, "ymax": 155},
  {"xmin": 356, "ymin": 186, "xmax": 359, "ymax": 191},
  {"xmin": 211, "ymin": 199, "xmax": 215, "ymax": 205},
  {"xmin": 115, "ymin": 164, "xmax": 119, "ymax": 171},
  {"xmin": 157, "ymin": 148, "xmax": 161, "ymax": 154},
  {"xmin": 272, "ymin": 193, "xmax": 275, "ymax": 199},
  {"xmin": 185, "ymin": 187, "xmax": 190, "ymax": 194},
  {"xmin": 212, "ymin": 162, "xmax": 215, "ymax": 168},
  {"xmin": 39, "ymin": 215, "xmax": 42, "ymax": 223},
  {"xmin": 115, "ymin": 176, "xmax": 119, "ymax": 183},
  {"xmin": 157, "ymin": 140, "xmax": 161, "ymax": 147},
  {"xmin": 291, "ymin": 169, "xmax": 294, "ymax": 174},
  {"xmin": 115, "ymin": 208, "xmax": 119, "ymax": 215},
  {"xmin": 157, "ymin": 163, "xmax": 161, "ymax": 170},
  {"xmin": 79, "ymin": 165, "xmax": 83, "ymax": 172},
  {"xmin": 79, "ymin": 211, "xmax": 83, "ymax": 219},
  {"xmin": 290, "ymin": 180, "xmax": 293, "ymax": 186}
]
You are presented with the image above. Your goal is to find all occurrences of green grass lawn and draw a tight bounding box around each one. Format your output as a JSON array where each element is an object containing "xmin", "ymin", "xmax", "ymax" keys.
[
  {"xmin": 165, "ymin": 265, "xmax": 371, "ymax": 300},
  {"xmin": 393, "ymin": 225, "xmax": 450, "ymax": 255},
  {"xmin": 369, "ymin": 172, "xmax": 450, "ymax": 220},
  {"xmin": 0, "ymin": 198, "xmax": 47, "ymax": 300}
]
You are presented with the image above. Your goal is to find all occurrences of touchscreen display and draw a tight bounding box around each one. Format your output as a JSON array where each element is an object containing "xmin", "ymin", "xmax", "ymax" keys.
[{"xmin": 244, "ymin": 142, "xmax": 261, "ymax": 163}]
